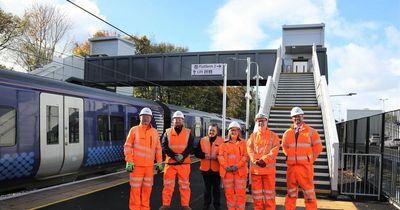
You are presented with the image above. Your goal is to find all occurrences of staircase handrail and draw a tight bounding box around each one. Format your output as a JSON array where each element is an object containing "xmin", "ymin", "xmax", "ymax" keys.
[
  {"xmin": 259, "ymin": 46, "xmax": 281, "ymax": 117},
  {"xmin": 312, "ymin": 44, "xmax": 339, "ymax": 193}
]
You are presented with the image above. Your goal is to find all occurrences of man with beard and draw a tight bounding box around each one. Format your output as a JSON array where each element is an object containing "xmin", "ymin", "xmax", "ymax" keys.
[
  {"xmin": 159, "ymin": 111, "xmax": 194, "ymax": 210},
  {"xmin": 282, "ymin": 107, "xmax": 322, "ymax": 210}
]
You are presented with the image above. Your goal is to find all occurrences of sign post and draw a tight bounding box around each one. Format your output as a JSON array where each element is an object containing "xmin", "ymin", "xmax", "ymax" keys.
[{"xmin": 191, "ymin": 63, "xmax": 227, "ymax": 139}]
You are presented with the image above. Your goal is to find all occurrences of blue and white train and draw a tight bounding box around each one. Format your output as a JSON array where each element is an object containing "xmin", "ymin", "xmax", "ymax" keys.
[{"xmin": 0, "ymin": 70, "xmax": 245, "ymax": 193}]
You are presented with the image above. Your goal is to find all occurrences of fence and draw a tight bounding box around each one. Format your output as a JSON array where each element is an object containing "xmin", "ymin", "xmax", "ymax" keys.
[
  {"xmin": 340, "ymin": 153, "xmax": 381, "ymax": 199},
  {"xmin": 337, "ymin": 109, "xmax": 400, "ymax": 205}
]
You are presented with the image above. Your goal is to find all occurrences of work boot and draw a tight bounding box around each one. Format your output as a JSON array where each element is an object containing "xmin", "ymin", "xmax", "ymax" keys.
[
  {"xmin": 181, "ymin": 206, "xmax": 192, "ymax": 210},
  {"xmin": 159, "ymin": 205, "xmax": 169, "ymax": 210}
]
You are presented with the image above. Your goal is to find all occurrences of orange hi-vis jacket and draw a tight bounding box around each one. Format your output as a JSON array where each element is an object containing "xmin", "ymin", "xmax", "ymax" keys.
[
  {"xmin": 218, "ymin": 138, "xmax": 249, "ymax": 177},
  {"xmin": 247, "ymin": 127, "xmax": 280, "ymax": 175},
  {"xmin": 282, "ymin": 123, "xmax": 322, "ymax": 165},
  {"xmin": 124, "ymin": 124, "xmax": 162, "ymax": 166},
  {"xmin": 199, "ymin": 136, "xmax": 224, "ymax": 172},
  {"xmin": 165, "ymin": 127, "xmax": 191, "ymax": 164}
]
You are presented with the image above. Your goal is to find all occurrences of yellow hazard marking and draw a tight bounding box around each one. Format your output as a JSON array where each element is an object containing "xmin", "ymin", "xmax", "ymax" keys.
[{"xmin": 28, "ymin": 180, "xmax": 128, "ymax": 210}]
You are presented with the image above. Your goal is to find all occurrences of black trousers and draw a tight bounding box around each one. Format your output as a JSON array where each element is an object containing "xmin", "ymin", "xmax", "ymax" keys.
[{"xmin": 201, "ymin": 171, "xmax": 221, "ymax": 209}]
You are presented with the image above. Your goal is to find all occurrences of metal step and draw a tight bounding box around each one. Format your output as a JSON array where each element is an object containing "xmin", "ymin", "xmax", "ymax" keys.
[
  {"xmin": 269, "ymin": 113, "xmax": 322, "ymax": 121},
  {"xmin": 269, "ymin": 118, "xmax": 323, "ymax": 123},
  {"xmin": 274, "ymin": 100, "xmax": 318, "ymax": 104},
  {"xmin": 268, "ymin": 122, "xmax": 323, "ymax": 128},
  {"xmin": 271, "ymin": 107, "xmax": 322, "ymax": 113}
]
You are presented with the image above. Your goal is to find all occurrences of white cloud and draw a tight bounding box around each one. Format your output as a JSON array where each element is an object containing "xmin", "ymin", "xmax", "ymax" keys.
[
  {"xmin": 0, "ymin": 0, "xmax": 105, "ymax": 69},
  {"xmin": 329, "ymin": 41, "xmax": 400, "ymax": 114},
  {"xmin": 211, "ymin": 0, "xmax": 400, "ymax": 116},
  {"xmin": 209, "ymin": 0, "xmax": 336, "ymax": 50},
  {"xmin": 0, "ymin": 0, "xmax": 105, "ymax": 44}
]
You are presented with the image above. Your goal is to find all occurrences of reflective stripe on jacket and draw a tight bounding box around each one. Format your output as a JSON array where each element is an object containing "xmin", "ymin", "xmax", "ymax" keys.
[
  {"xmin": 247, "ymin": 128, "xmax": 280, "ymax": 174},
  {"xmin": 282, "ymin": 123, "xmax": 322, "ymax": 165},
  {"xmin": 124, "ymin": 124, "xmax": 162, "ymax": 166},
  {"xmin": 218, "ymin": 138, "xmax": 249, "ymax": 177},
  {"xmin": 165, "ymin": 127, "xmax": 191, "ymax": 164},
  {"xmin": 199, "ymin": 136, "xmax": 224, "ymax": 172}
]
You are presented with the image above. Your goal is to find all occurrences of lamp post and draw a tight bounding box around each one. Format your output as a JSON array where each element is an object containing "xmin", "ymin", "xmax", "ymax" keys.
[
  {"xmin": 251, "ymin": 61, "xmax": 263, "ymax": 117},
  {"xmin": 228, "ymin": 57, "xmax": 261, "ymax": 140},
  {"xmin": 379, "ymin": 98, "xmax": 388, "ymax": 112},
  {"xmin": 329, "ymin": 92, "xmax": 357, "ymax": 121},
  {"xmin": 329, "ymin": 92, "xmax": 357, "ymax": 97}
]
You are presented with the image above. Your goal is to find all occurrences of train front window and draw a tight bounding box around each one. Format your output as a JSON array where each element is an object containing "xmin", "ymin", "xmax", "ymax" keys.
[
  {"xmin": 110, "ymin": 116, "xmax": 124, "ymax": 141},
  {"xmin": 130, "ymin": 115, "xmax": 139, "ymax": 128},
  {"xmin": 0, "ymin": 106, "xmax": 16, "ymax": 146},
  {"xmin": 69, "ymin": 108, "xmax": 79, "ymax": 143},
  {"xmin": 46, "ymin": 105, "xmax": 59, "ymax": 145},
  {"xmin": 97, "ymin": 115, "xmax": 109, "ymax": 141}
]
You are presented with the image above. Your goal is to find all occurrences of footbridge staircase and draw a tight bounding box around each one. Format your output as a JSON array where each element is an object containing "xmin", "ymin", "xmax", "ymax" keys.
[{"xmin": 259, "ymin": 45, "xmax": 339, "ymax": 196}]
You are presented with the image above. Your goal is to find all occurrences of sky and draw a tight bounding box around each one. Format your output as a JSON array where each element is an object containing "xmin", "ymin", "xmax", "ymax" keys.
[{"xmin": 1, "ymin": 0, "xmax": 399, "ymax": 120}]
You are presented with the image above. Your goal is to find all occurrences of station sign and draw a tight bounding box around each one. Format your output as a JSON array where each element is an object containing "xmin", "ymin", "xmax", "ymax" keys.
[{"xmin": 191, "ymin": 63, "xmax": 225, "ymax": 76}]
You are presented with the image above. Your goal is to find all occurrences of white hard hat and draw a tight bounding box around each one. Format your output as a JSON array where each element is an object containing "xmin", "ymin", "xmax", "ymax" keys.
[
  {"xmin": 255, "ymin": 113, "xmax": 268, "ymax": 120},
  {"xmin": 139, "ymin": 107, "xmax": 153, "ymax": 116},
  {"xmin": 228, "ymin": 121, "xmax": 241, "ymax": 130},
  {"xmin": 172, "ymin": 111, "xmax": 185, "ymax": 119},
  {"xmin": 290, "ymin": 107, "xmax": 304, "ymax": 117}
]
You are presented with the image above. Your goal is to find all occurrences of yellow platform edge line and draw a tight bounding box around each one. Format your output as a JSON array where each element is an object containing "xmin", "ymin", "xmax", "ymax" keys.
[{"xmin": 28, "ymin": 180, "xmax": 129, "ymax": 210}]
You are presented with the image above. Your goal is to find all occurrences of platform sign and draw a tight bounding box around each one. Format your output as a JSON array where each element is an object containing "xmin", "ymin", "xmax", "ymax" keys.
[{"xmin": 191, "ymin": 63, "xmax": 225, "ymax": 76}]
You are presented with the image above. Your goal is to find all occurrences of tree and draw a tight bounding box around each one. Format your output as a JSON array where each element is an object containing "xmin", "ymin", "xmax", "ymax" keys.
[
  {"xmin": 16, "ymin": 3, "xmax": 72, "ymax": 71},
  {"xmin": 0, "ymin": 63, "xmax": 13, "ymax": 70},
  {"xmin": 0, "ymin": 9, "xmax": 24, "ymax": 52}
]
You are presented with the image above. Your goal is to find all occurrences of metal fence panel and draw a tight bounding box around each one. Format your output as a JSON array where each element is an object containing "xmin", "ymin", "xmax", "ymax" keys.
[{"xmin": 340, "ymin": 153, "xmax": 381, "ymax": 199}]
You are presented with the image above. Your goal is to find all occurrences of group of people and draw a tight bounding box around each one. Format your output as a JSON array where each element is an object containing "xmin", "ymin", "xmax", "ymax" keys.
[{"xmin": 124, "ymin": 106, "xmax": 323, "ymax": 210}]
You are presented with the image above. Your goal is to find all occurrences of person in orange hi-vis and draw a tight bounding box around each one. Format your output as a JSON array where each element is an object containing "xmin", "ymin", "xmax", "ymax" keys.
[
  {"xmin": 282, "ymin": 107, "xmax": 323, "ymax": 210},
  {"xmin": 124, "ymin": 107, "xmax": 163, "ymax": 210},
  {"xmin": 194, "ymin": 123, "xmax": 224, "ymax": 210},
  {"xmin": 247, "ymin": 113, "xmax": 280, "ymax": 210},
  {"xmin": 159, "ymin": 111, "xmax": 194, "ymax": 210},
  {"xmin": 218, "ymin": 121, "xmax": 249, "ymax": 210}
]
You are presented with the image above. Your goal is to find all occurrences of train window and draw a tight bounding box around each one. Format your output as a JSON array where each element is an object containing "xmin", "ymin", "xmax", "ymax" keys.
[
  {"xmin": 130, "ymin": 115, "xmax": 139, "ymax": 128},
  {"xmin": 0, "ymin": 106, "xmax": 16, "ymax": 146},
  {"xmin": 97, "ymin": 115, "xmax": 109, "ymax": 141},
  {"xmin": 46, "ymin": 105, "xmax": 59, "ymax": 145},
  {"xmin": 69, "ymin": 108, "xmax": 79, "ymax": 143},
  {"xmin": 110, "ymin": 116, "xmax": 124, "ymax": 141}
]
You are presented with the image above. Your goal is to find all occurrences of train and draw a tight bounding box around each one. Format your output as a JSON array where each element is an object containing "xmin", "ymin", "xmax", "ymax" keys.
[{"xmin": 0, "ymin": 70, "xmax": 245, "ymax": 193}]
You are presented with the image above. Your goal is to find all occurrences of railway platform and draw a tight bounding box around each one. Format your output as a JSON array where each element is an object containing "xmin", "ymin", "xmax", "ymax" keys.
[{"xmin": 0, "ymin": 162, "xmax": 396, "ymax": 210}]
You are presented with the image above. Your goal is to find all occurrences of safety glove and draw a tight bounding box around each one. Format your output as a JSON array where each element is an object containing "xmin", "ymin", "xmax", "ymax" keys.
[
  {"xmin": 230, "ymin": 165, "xmax": 238, "ymax": 172},
  {"xmin": 126, "ymin": 162, "xmax": 134, "ymax": 172},
  {"xmin": 205, "ymin": 153, "xmax": 211, "ymax": 160},
  {"xmin": 256, "ymin": 159, "xmax": 266, "ymax": 168},
  {"xmin": 225, "ymin": 166, "xmax": 233, "ymax": 172},
  {"xmin": 175, "ymin": 154, "xmax": 184, "ymax": 163},
  {"xmin": 155, "ymin": 162, "xmax": 164, "ymax": 172}
]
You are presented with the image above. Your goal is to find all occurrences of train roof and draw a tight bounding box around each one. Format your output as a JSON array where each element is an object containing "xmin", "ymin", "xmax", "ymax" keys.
[
  {"xmin": 167, "ymin": 104, "xmax": 220, "ymax": 120},
  {"xmin": 0, "ymin": 70, "xmax": 160, "ymax": 108},
  {"xmin": 166, "ymin": 104, "xmax": 245, "ymax": 124}
]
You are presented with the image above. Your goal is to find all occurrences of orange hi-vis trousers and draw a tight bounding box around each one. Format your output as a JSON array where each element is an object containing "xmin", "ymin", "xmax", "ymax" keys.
[
  {"xmin": 285, "ymin": 164, "xmax": 317, "ymax": 210},
  {"xmin": 222, "ymin": 171, "xmax": 247, "ymax": 210},
  {"xmin": 129, "ymin": 166, "xmax": 154, "ymax": 210},
  {"xmin": 162, "ymin": 164, "xmax": 191, "ymax": 206},
  {"xmin": 251, "ymin": 174, "xmax": 276, "ymax": 210}
]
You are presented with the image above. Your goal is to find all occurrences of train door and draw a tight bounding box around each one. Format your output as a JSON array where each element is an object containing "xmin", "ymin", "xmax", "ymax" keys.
[
  {"xmin": 60, "ymin": 96, "xmax": 84, "ymax": 173},
  {"xmin": 36, "ymin": 93, "xmax": 84, "ymax": 178}
]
